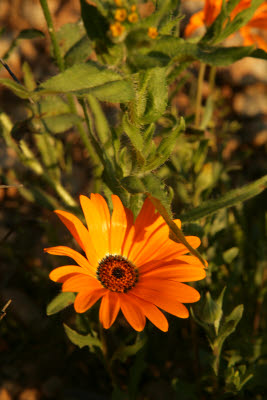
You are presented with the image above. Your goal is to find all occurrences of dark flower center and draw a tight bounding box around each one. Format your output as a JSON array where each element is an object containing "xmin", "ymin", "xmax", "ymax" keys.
[{"xmin": 97, "ymin": 255, "xmax": 138, "ymax": 293}]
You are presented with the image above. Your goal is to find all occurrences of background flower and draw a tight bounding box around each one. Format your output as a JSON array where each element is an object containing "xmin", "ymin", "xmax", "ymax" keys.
[{"xmin": 185, "ymin": 0, "xmax": 267, "ymax": 50}]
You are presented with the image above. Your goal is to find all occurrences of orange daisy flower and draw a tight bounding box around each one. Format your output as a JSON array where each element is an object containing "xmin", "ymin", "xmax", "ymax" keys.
[
  {"xmin": 115, "ymin": 8, "xmax": 127, "ymax": 22},
  {"xmin": 45, "ymin": 194, "xmax": 206, "ymax": 332},
  {"xmin": 109, "ymin": 21, "xmax": 125, "ymax": 37},
  {"xmin": 185, "ymin": 0, "xmax": 267, "ymax": 51},
  {"xmin": 128, "ymin": 12, "xmax": 139, "ymax": 23},
  {"xmin": 148, "ymin": 27, "xmax": 158, "ymax": 39}
]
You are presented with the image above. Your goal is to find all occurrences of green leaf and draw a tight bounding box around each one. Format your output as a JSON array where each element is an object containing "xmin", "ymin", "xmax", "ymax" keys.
[
  {"xmin": 121, "ymin": 176, "xmax": 146, "ymax": 194},
  {"xmin": 111, "ymin": 336, "xmax": 146, "ymax": 363},
  {"xmin": 64, "ymin": 323, "xmax": 102, "ymax": 350},
  {"xmin": 159, "ymin": 15, "xmax": 184, "ymax": 35},
  {"xmin": 65, "ymin": 35, "xmax": 92, "ymax": 66},
  {"xmin": 37, "ymin": 61, "xmax": 134, "ymax": 102},
  {"xmin": 55, "ymin": 22, "xmax": 92, "ymax": 66},
  {"xmin": 223, "ymin": 247, "xmax": 239, "ymax": 264},
  {"xmin": 145, "ymin": 117, "xmax": 185, "ymax": 170},
  {"xmin": 38, "ymin": 113, "xmax": 83, "ymax": 134},
  {"xmin": 181, "ymin": 174, "xmax": 267, "ymax": 222},
  {"xmin": 214, "ymin": 305, "xmax": 244, "ymax": 356},
  {"xmin": 46, "ymin": 292, "xmax": 75, "ymax": 315},
  {"xmin": 192, "ymin": 139, "xmax": 209, "ymax": 174},
  {"xmin": 134, "ymin": 68, "xmax": 168, "ymax": 124},
  {"xmin": 199, "ymin": 292, "xmax": 223, "ymax": 326},
  {"xmin": 22, "ymin": 62, "xmax": 36, "ymax": 91},
  {"xmin": 122, "ymin": 115, "xmax": 145, "ymax": 167},
  {"xmin": 39, "ymin": 95, "xmax": 70, "ymax": 114},
  {"xmin": 137, "ymin": 36, "xmax": 257, "ymax": 66},
  {"xmin": 0, "ymin": 78, "xmax": 30, "ymax": 99},
  {"xmin": 250, "ymin": 48, "xmax": 267, "ymax": 61},
  {"xmin": 87, "ymin": 95, "xmax": 110, "ymax": 145},
  {"xmin": 17, "ymin": 29, "xmax": 44, "ymax": 40},
  {"xmin": 80, "ymin": 0, "xmax": 109, "ymax": 41},
  {"xmin": 194, "ymin": 162, "xmax": 222, "ymax": 202}
]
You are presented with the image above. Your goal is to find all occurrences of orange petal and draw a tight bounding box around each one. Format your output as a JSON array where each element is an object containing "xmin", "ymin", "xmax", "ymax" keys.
[
  {"xmin": 133, "ymin": 198, "xmax": 159, "ymax": 240},
  {"xmin": 131, "ymin": 220, "xmax": 191, "ymax": 266},
  {"xmin": 137, "ymin": 279, "xmax": 200, "ymax": 303},
  {"xmin": 110, "ymin": 195, "xmax": 131, "ymax": 255},
  {"xmin": 139, "ymin": 257, "xmax": 203, "ymax": 274},
  {"xmin": 54, "ymin": 210, "xmax": 98, "ymax": 268},
  {"xmin": 130, "ymin": 294, "xmax": 168, "ymax": 332},
  {"xmin": 80, "ymin": 194, "xmax": 109, "ymax": 259},
  {"xmin": 141, "ymin": 266, "xmax": 206, "ymax": 282},
  {"xmin": 62, "ymin": 274, "xmax": 102, "ymax": 292},
  {"xmin": 132, "ymin": 287, "xmax": 189, "ymax": 318},
  {"xmin": 44, "ymin": 246, "xmax": 94, "ymax": 272},
  {"xmin": 184, "ymin": 10, "xmax": 205, "ymax": 37},
  {"xmin": 137, "ymin": 234, "xmax": 202, "ymax": 266},
  {"xmin": 90, "ymin": 193, "xmax": 111, "ymax": 232},
  {"xmin": 204, "ymin": 0, "xmax": 222, "ymax": 26},
  {"xmin": 120, "ymin": 294, "xmax": 146, "ymax": 331},
  {"xmin": 49, "ymin": 265, "xmax": 88, "ymax": 282},
  {"xmin": 129, "ymin": 221, "xmax": 167, "ymax": 264},
  {"xmin": 99, "ymin": 291, "xmax": 120, "ymax": 329},
  {"xmin": 74, "ymin": 288, "xmax": 106, "ymax": 313}
]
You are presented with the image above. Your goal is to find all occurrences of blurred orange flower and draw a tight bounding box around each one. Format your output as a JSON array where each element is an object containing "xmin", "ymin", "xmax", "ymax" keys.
[
  {"xmin": 148, "ymin": 27, "xmax": 158, "ymax": 39},
  {"xmin": 45, "ymin": 194, "xmax": 206, "ymax": 332},
  {"xmin": 110, "ymin": 21, "xmax": 125, "ymax": 37},
  {"xmin": 185, "ymin": 0, "xmax": 267, "ymax": 51},
  {"xmin": 128, "ymin": 12, "xmax": 138, "ymax": 23},
  {"xmin": 115, "ymin": 8, "xmax": 127, "ymax": 22}
]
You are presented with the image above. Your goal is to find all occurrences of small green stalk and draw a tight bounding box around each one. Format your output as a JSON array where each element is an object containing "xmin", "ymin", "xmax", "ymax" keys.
[
  {"xmin": 195, "ymin": 63, "xmax": 206, "ymax": 128},
  {"xmin": 39, "ymin": 0, "xmax": 64, "ymax": 72}
]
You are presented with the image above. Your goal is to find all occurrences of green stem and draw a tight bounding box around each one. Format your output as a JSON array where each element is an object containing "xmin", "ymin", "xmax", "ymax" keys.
[
  {"xmin": 99, "ymin": 323, "xmax": 117, "ymax": 388},
  {"xmin": 195, "ymin": 63, "xmax": 206, "ymax": 128},
  {"xmin": 80, "ymin": 99, "xmax": 106, "ymax": 165},
  {"xmin": 209, "ymin": 65, "xmax": 217, "ymax": 94},
  {"xmin": 39, "ymin": 0, "xmax": 101, "ymax": 171},
  {"xmin": 39, "ymin": 0, "xmax": 64, "ymax": 72}
]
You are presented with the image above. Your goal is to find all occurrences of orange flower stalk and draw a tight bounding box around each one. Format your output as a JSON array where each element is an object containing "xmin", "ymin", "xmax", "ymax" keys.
[
  {"xmin": 148, "ymin": 27, "xmax": 158, "ymax": 39},
  {"xmin": 45, "ymin": 194, "xmax": 206, "ymax": 332},
  {"xmin": 110, "ymin": 21, "xmax": 125, "ymax": 37},
  {"xmin": 185, "ymin": 0, "xmax": 267, "ymax": 51}
]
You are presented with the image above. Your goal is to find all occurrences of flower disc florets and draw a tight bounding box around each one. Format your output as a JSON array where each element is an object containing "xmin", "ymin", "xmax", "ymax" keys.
[{"xmin": 97, "ymin": 255, "xmax": 138, "ymax": 293}]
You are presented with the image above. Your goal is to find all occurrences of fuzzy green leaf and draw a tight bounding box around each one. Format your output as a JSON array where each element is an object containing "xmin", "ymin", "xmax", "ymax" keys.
[
  {"xmin": 37, "ymin": 62, "xmax": 134, "ymax": 102},
  {"xmin": 121, "ymin": 176, "xmax": 146, "ymax": 194},
  {"xmin": 38, "ymin": 113, "xmax": 83, "ymax": 134},
  {"xmin": 213, "ymin": 305, "xmax": 244, "ymax": 356},
  {"xmin": 138, "ymin": 36, "xmax": 257, "ymax": 66},
  {"xmin": 111, "ymin": 336, "xmax": 146, "ymax": 363},
  {"xmin": 80, "ymin": 0, "xmax": 109, "ymax": 41},
  {"xmin": 64, "ymin": 323, "xmax": 102, "ymax": 350},
  {"xmin": 55, "ymin": 22, "xmax": 91, "ymax": 66},
  {"xmin": 181, "ymin": 175, "xmax": 267, "ymax": 222},
  {"xmin": 135, "ymin": 68, "xmax": 168, "ymax": 124},
  {"xmin": 0, "ymin": 78, "xmax": 30, "ymax": 99},
  {"xmin": 46, "ymin": 292, "xmax": 76, "ymax": 315},
  {"xmin": 145, "ymin": 117, "xmax": 185, "ymax": 170}
]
